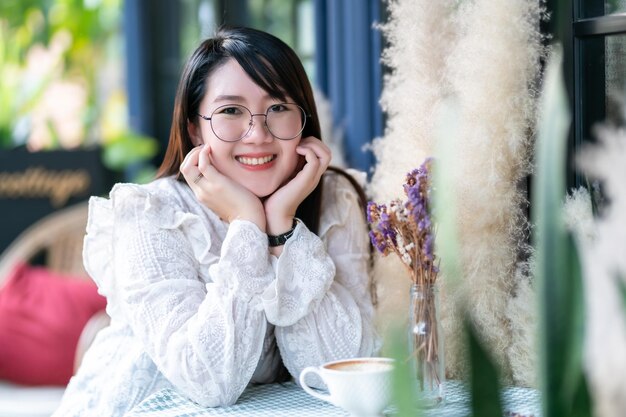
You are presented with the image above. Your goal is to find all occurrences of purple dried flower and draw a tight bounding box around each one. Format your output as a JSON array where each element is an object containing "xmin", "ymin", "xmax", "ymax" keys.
[
  {"xmin": 366, "ymin": 201, "xmax": 378, "ymax": 223},
  {"xmin": 369, "ymin": 230, "xmax": 388, "ymax": 254},
  {"xmin": 423, "ymin": 234, "xmax": 434, "ymax": 261},
  {"xmin": 366, "ymin": 158, "xmax": 438, "ymax": 284},
  {"xmin": 407, "ymin": 186, "xmax": 422, "ymax": 206},
  {"xmin": 410, "ymin": 203, "xmax": 426, "ymax": 225},
  {"xmin": 378, "ymin": 211, "xmax": 397, "ymax": 246}
]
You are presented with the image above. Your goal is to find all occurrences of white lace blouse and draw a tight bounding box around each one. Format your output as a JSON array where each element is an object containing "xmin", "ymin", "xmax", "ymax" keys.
[{"xmin": 52, "ymin": 171, "xmax": 376, "ymax": 417}]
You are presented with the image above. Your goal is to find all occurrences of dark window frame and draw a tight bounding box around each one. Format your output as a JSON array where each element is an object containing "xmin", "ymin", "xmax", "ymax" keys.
[{"xmin": 553, "ymin": 0, "xmax": 626, "ymax": 187}]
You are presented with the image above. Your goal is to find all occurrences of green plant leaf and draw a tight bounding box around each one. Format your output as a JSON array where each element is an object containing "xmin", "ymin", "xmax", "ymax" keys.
[
  {"xmin": 561, "ymin": 233, "xmax": 590, "ymax": 416},
  {"xmin": 570, "ymin": 372, "xmax": 593, "ymax": 417},
  {"xmin": 532, "ymin": 45, "xmax": 590, "ymax": 417},
  {"xmin": 386, "ymin": 326, "xmax": 422, "ymax": 417},
  {"xmin": 131, "ymin": 165, "xmax": 157, "ymax": 185},
  {"xmin": 432, "ymin": 98, "xmax": 463, "ymax": 287},
  {"xmin": 102, "ymin": 132, "xmax": 159, "ymax": 171},
  {"xmin": 533, "ymin": 46, "xmax": 569, "ymax": 417},
  {"xmin": 0, "ymin": 0, "xmax": 123, "ymax": 150},
  {"xmin": 562, "ymin": 234, "xmax": 583, "ymax": 382},
  {"xmin": 466, "ymin": 320, "xmax": 503, "ymax": 417}
]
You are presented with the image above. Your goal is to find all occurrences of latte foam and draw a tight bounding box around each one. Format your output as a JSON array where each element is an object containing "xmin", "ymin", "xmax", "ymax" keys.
[{"xmin": 326, "ymin": 360, "xmax": 393, "ymax": 372}]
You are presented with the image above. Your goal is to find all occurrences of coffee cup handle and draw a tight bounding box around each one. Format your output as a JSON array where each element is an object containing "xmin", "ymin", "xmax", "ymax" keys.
[{"xmin": 299, "ymin": 366, "xmax": 332, "ymax": 404}]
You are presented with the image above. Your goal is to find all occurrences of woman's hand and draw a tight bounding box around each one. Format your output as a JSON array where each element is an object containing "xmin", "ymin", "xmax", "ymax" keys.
[
  {"xmin": 263, "ymin": 137, "xmax": 331, "ymax": 236},
  {"xmin": 180, "ymin": 145, "xmax": 266, "ymax": 231}
]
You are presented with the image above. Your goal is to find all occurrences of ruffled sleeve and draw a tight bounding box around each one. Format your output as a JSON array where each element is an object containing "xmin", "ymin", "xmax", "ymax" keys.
[
  {"xmin": 264, "ymin": 171, "xmax": 377, "ymax": 384},
  {"xmin": 83, "ymin": 182, "xmax": 274, "ymax": 407}
]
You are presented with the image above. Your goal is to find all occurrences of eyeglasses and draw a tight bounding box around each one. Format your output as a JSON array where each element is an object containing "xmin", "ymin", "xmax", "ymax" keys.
[{"xmin": 197, "ymin": 103, "xmax": 307, "ymax": 142}]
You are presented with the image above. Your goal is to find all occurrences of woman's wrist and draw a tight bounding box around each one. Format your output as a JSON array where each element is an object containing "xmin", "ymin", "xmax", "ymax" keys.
[
  {"xmin": 229, "ymin": 204, "xmax": 266, "ymax": 232},
  {"xmin": 267, "ymin": 218, "xmax": 297, "ymax": 247},
  {"xmin": 265, "ymin": 214, "xmax": 296, "ymax": 236}
]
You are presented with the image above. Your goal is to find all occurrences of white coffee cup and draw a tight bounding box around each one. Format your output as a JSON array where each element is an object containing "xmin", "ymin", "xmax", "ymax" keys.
[{"xmin": 299, "ymin": 357, "xmax": 394, "ymax": 417}]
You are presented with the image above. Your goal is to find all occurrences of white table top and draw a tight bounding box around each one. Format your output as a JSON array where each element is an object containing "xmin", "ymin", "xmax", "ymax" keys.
[
  {"xmin": 0, "ymin": 381, "xmax": 65, "ymax": 417},
  {"xmin": 125, "ymin": 380, "xmax": 541, "ymax": 417}
]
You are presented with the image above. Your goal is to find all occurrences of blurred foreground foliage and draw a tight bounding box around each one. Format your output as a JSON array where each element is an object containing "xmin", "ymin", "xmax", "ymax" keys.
[
  {"xmin": 386, "ymin": 47, "xmax": 593, "ymax": 417},
  {"xmin": 0, "ymin": 0, "xmax": 158, "ymax": 182}
]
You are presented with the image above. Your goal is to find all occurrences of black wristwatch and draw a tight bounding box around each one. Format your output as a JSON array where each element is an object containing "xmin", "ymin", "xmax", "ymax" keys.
[{"xmin": 268, "ymin": 219, "xmax": 298, "ymax": 247}]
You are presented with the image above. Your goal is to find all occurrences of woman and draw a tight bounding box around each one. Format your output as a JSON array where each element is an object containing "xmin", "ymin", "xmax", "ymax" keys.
[{"xmin": 53, "ymin": 26, "xmax": 376, "ymax": 416}]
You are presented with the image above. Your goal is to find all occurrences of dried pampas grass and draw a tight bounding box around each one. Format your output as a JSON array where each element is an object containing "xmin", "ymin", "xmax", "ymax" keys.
[
  {"xmin": 563, "ymin": 186, "xmax": 595, "ymax": 245},
  {"xmin": 370, "ymin": 0, "xmax": 456, "ymax": 202},
  {"xmin": 442, "ymin": 0, "xmax": 544, "ymax": 385},
  {"xmin": 367, "ymin": 0, "xmax": 453, "ymax": 342},
  {"xmin": 369, "ymin": 0, "xmax": 545, "ymax": 386},
  {"xmin": 576, "ymin": 126, "xmax": 626, "ymax": 417},
  {"xmin": 369, "ymin": 0, "xmax": 457, "ymax": 352}
]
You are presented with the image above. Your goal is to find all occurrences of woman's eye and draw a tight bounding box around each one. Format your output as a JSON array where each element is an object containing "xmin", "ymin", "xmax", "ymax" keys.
[
  {"xmin": 218, "ymin": 106, "xmax": 243, "ymax": 116},
  {"xmin": 268, "ymin": 104, "xmax": 287, "ymax": 113}
]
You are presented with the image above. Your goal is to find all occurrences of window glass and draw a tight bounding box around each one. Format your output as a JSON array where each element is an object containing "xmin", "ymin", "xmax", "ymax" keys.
[
  {"xmin": 605, "ymin": 34, "xmax": 626, "ymax": 125},
  {"xmin": 180, "ymin": 0, "xmax": 218, "ymax": 58},
  {"xmin": 579, "ymin": 35, "xmax": 626, "ymax": 145},
  {"xmin": 581, "ymin": 0, "xmax": 626, "ymax": 18},
  {"xmin": 179, "ymin": 0, "xmax": 315, "ymax": 78},
  {"xmin": 605, "ymin": 0, "xmax": 626, "ymax": 15}
]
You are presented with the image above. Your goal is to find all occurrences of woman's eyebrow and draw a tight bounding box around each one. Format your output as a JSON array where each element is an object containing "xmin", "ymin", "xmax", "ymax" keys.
[
  {"xmin": 213, "ymin": 94, "xmax": 272, "ymax": 103},
  {"xmin": 213, "ymin": 95, "xmax": 245, "ymax": 103}
]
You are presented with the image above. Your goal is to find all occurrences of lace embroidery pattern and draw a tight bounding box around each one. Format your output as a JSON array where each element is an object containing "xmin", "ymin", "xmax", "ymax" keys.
[{"xmin": 52, "ymin": 173, "xmax": 376, "ymax": 416}]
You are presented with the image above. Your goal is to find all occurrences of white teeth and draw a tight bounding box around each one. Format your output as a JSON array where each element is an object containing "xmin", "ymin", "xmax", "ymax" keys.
[{"xmin": 237, "ymin": 155, "xmax": 274, "ymax": 165}]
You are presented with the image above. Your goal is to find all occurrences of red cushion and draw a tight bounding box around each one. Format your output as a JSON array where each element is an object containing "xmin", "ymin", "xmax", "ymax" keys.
[{"xmin": 0, "ymin": 262, "xmax": 107, "ymax": 386}]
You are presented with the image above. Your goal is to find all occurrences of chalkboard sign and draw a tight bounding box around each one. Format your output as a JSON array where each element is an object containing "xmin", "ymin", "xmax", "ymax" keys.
[{"xmin": 0, "ymin": 148, "xmax": 113, "ymax": 255}]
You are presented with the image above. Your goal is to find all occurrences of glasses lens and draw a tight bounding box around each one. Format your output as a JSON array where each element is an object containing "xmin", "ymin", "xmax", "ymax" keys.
[
  {"xmin": 209, "ymin": 103, "xmax": 306, "ymax": 141},
  {"xmin": 266, "ymin": 103, "xmax": 305, "ymax": 140},
  {"xmin": 210, "ymin": 104, "xmax": 251, "ymax": 142}
]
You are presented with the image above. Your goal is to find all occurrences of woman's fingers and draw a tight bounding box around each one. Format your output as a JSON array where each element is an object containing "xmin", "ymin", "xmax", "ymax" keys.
[
  {"xmin": 296, "ymin": 137, "xmax": 331, "ymax": 179},
  {"xmin": 275, "ymin": 137, "xmax": 330, "ymax": 202},
  {"xmin": 197, "ymin": 144, "xmax": 218, "ymax": 176},
  {"xmin": 263, "ymin": 137, "xmax": 331, "ymax": 226},
  {"xmin": 180, "ymin": 144, "xmax": 265, "ymax": 227},
  {"xmin": 295, "ymin": 145, "xmax": 319, "ymax": 174},
  {"xmin": 180, "ymin": 144, "xmax": 221, "ymax": 189},
  {"xmin": 299, "ymin": 137, "xmax": 331, "ymax": 165},
  {"xmin": 180, "ymin": 146, "xmax": 203, "ymax": 184}
]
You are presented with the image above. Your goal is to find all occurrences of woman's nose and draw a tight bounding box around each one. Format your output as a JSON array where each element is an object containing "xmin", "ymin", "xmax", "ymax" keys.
[{"xmin": 241, "ymin": 115, "xmax": 272, "ymax": 144}]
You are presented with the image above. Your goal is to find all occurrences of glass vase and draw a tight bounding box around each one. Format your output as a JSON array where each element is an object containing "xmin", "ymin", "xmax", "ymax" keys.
[{"xmin": 408, "ymin": 282, "xmax": 445, "ymax": 407}]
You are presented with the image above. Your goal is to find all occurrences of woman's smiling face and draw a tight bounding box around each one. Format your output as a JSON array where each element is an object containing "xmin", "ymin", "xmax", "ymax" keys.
[{"xmin": 189, "ymin": 59, "xmax": 302, "ymax": 198}]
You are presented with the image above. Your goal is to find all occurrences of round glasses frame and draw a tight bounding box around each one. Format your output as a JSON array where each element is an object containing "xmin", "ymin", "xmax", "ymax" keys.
[{"xmin": 197, "ymin": 102, "xmax": 308, "ymax": 142}]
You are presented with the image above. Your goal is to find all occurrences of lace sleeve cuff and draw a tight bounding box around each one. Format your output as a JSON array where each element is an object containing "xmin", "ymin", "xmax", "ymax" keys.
[
  {"xmin": 208, "ymin": 219, "xmax": 274, "ymax": 305},
  {"xmin": 261, "ymin": 221, "xmax": 335, "ymax": 326}
]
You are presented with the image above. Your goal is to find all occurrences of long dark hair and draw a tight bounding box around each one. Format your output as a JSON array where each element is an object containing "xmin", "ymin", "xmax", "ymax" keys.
[{"xmin": 157, "ymin": 26, "xmax": 366, "ymax": 233}]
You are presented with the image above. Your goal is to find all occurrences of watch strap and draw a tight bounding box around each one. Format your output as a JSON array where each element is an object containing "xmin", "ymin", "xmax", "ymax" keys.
[{"xmin": 268, "ymin": 219, "xmax": 298, "ymax": 247}]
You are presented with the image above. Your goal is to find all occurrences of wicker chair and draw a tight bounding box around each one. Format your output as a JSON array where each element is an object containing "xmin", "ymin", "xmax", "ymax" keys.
[
  {"xmin": 0, "ymin": 202, "xmax": 89, "ymax": 285},
  {"xmin": 0, "ymin": 202, "xmax": 109, "ymax": 417}
]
